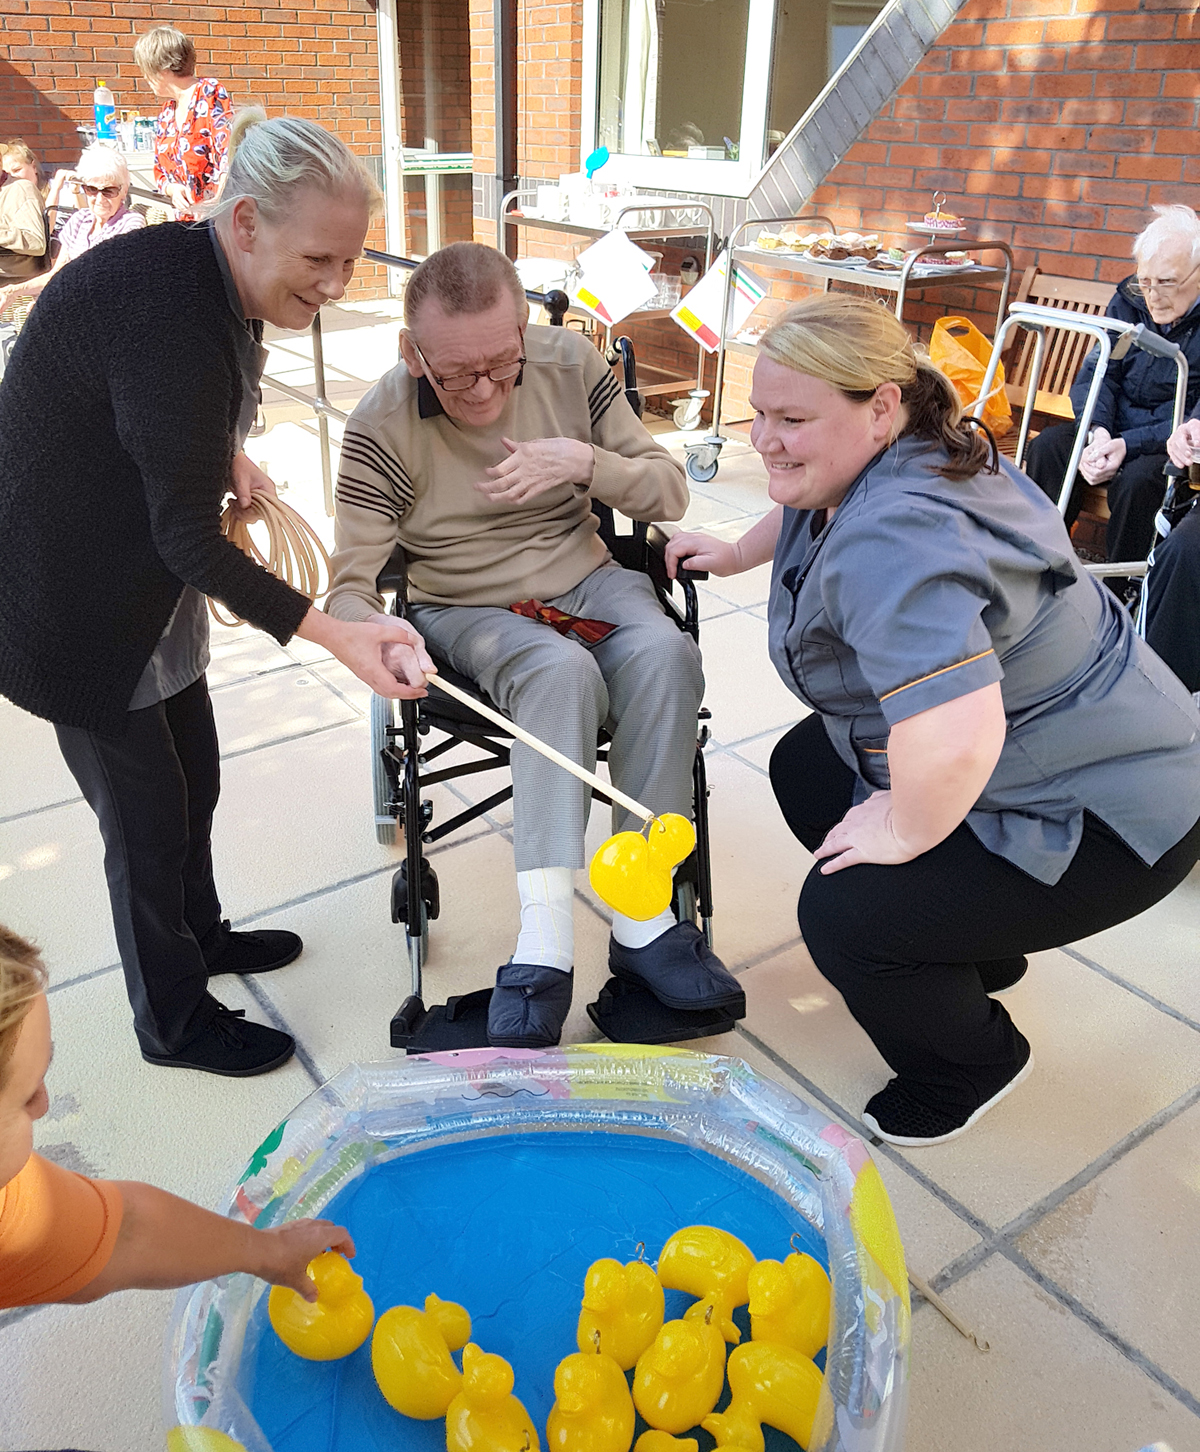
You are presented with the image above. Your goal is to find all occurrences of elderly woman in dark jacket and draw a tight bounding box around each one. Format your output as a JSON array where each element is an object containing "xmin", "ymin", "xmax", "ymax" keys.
[
  {"xmin": 1025, "ymin": 204, "xmax": 1200, "ymax": 582},
  {"xmin": 0, "ymin": 111, "xmax": 431, "ymax": 1079}
]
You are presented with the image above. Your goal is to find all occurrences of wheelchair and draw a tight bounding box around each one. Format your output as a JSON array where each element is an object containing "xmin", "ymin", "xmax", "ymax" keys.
[{"xmin": 369, "ymin": 501, "xmax": 717, "ymax": 1050}]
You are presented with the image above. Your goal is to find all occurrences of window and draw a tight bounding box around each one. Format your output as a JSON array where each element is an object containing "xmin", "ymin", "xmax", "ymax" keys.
[{"xmin": 584, "ymin": 0, "xmax": 887, "ymax": 195}]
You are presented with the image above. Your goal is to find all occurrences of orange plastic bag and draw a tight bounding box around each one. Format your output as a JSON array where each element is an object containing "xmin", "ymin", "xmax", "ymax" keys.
[{"xmin": 929, "ymin": 316, "xmax": 1012, "ymax": 437}]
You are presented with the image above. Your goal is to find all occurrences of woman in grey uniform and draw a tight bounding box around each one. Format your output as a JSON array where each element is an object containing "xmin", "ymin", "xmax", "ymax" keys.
[{"xmin": 667, "ymin": 295, "xmax": 1200, "ymax": 1147}]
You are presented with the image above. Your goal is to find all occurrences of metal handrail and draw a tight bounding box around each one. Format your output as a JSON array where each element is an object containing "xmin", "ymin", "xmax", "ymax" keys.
[{"xmin": 971, "ymin": 302, "xmax": 1188, "ymax": 582}]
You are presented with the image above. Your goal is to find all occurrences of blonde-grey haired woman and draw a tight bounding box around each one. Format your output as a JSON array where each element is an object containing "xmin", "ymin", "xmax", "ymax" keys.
[
  {"xmin": 0, "ymin": 146, "xmax": 144, "ymax": 313},
  {"xmin": 0, "ymin": 110, "xmax": 433, "ymax": 1079},
  {"xmin": 667, "ymin": 294, "xmax": 1200, "ymax": 1147},
  {"xmin": 134, "ymin": 23, "xmax": 232, "ymax": 218}
]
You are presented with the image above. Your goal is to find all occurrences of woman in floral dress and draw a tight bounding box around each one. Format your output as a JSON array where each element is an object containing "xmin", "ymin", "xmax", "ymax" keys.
[{"xmin": 134, "ymin": 25, "xmax": 232, "ymax": 220}]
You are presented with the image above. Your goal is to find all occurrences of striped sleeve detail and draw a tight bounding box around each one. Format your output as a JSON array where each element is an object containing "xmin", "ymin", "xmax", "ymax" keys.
[
  {"xmin": 588, "ymin": 369, "xmax": 622, "ymax": 430},
  {"xmin": 878, "ymin": 649, "xmax": 996, "ymax": 704},
  {"xmin": 335, "ymin": 425, "xmax": 415, "ymax": 520}
]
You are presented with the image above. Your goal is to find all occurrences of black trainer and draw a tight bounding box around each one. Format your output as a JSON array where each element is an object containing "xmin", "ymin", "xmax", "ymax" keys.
[
  {"xmin": 609, "ymin": 921, "xmax": 745, "ymax": 1015},
  {"xmin": 487, "ymin": 963, "xmax": 573, "ymax": 1048},
  {"xmin": 203, "ymin": 919, "xmax": 303, "ymax": 977},
  {"xmin": 142, "ymin": 1003, "xmax": 295, "ymax": 1077},
  {"xmin": 861, "ymin": 1039, "xmax": 1034, "ymax": 1148}
]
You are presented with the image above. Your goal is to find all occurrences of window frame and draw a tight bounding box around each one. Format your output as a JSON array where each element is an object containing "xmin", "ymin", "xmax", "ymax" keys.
[{"xmin": 581, "ymin": 0, "xmax": 776, "ymax": 198}]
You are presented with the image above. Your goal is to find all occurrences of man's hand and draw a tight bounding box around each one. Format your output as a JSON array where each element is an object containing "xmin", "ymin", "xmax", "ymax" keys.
[
  {"xmin": 252, "ymin": 1218, "xmax": 357, "ymax": 1301},
  {"xmin": 665, "ymin": 530, "xmax": 742, "ymax": 578},
  {"xmin": 1167, "ymin": 418, "xmax": 1200, "ymax": 471},
  {"xmin": 229, "ymin": 452, "xmax": 276, "ymax": 520},
  {"xmin": 1079, "ymin": 429, "xmax": 1126, "ymax": 486},
  {"xmin": 369, "ymin": 610, "xmax": 436, "ymax": 689},
  {"xmin": 296, "ymin": 607, "xmax": 433, "ymax": 699},
  {"xmin": 813, "ymin": 791, "xmax": 920, "ymax": 875},
  {"xmin": 475, "ymin": 436, "xmax": 595, "ymax": 505}
]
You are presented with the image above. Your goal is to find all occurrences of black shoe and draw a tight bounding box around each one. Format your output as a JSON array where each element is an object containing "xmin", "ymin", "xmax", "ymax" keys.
[
  {"xmin": 487, "ymin": 963, "xmax": 573, "ymax": 1048},
  {"xmin": 978, "ymin": 956, "xmax": 1028, "ymax": 996},
  {"xmin": 608, "ymin": 921, "xmax": 745, "ymax": 1015},
  {"xmin": 861, "ymin": 1040, "xmax": 1034, "ymax": 1147},
  {"xmin": 203, "ymin": 919, "xmax": 302, "ymax": 977},
  {"xmin": 142, "ymin": 1003, "xmax": 295, "ymax": 1077}
]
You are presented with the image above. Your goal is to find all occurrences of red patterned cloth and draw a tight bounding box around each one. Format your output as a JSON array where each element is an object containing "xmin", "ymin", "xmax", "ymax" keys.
[
  {"xmin": 509, "ymin": 599, "xmax": 617, "ymax": 644},
  {"xmin": 153, "ymin": 78, "xmax": 233, "ymax": 217}
]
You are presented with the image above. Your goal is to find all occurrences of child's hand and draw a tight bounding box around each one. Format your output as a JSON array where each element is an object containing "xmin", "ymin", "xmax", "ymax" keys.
[{"xmin": 254, "ymin": 1218, "xmax": 356, "ymax": 1300}]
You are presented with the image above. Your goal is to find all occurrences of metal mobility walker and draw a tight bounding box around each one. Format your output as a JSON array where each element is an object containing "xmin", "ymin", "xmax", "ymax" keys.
[
  {"xmin": 369, "ymin": 483, "xmax": 724, "ymax": 1054},
  {"xmin": 971, "ymin": 301, "xmax": 1190, "ymax": 589}
]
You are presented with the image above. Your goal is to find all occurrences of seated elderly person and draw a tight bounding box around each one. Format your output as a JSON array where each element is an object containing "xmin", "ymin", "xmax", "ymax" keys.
[
  {"xmin": 1025, "ymin": 205, "xmax": 1200, "ymax": 589},
  {"xmin": 0, "ymin": 147, "xmax": 144, "ymax": 312},
  {"xmin": 326, "ymin": 241, "xmax": 739, "ymax": 1048},
  {"xmin": 1135, "ymin": 414, "xmax": 1200, "ymax": 700},
  {"xmin": 0, "ymin": 155, "xmax": 46, "ymax": 290}
]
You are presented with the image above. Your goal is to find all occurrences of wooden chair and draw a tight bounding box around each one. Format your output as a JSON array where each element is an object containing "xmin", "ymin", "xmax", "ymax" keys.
[{"xmin": 998, "ymin": 267, "xmax": 1114, "ymax": 456}]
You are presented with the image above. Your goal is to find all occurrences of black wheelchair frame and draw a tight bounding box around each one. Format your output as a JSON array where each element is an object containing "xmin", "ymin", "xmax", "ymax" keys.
[{"xmin": 369, "ymin": 504, "xmax": 715, "ymax": 1044}]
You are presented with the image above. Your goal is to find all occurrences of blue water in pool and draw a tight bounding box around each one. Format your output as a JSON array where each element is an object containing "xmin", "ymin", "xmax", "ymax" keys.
[{"xmin": 242, "ymin": 1130, "xmax": 826, "ymax": 1451}]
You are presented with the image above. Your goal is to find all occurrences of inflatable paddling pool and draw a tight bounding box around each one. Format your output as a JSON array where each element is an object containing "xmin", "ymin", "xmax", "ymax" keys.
[{"xmin": 165, "ymin": 1047, "xmax": 909, "ymax": 1451}]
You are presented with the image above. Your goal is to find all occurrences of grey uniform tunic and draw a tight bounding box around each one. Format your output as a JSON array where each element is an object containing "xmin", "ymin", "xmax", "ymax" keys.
[{"xmin": 767, "ymin": 435, "xmax": 1200, "ymax": 885}]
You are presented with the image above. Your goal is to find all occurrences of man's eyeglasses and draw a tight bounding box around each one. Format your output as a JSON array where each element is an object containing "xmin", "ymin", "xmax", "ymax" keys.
[
  {"xmin": 411, "ymin": 339, "xmax": 525, "ymax": 392},
  {"xmin": 81, "ymin": 183, "xmax": 122, "ymax": 199},
  {"xmin": 1131, "ymin": 263, "xmax": 1200, "ymax": 299}
]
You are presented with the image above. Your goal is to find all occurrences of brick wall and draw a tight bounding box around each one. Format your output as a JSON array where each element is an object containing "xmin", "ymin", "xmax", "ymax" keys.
[
  {"xmin": 808, "ymin": 0, "xmax": 1200, "ymax": 341},
  {"xmin": 466, "ymin": 0, "xmax": 1200, "ymax": 425},
  {"xmin": 470, "ymin": 0, "xmax": 583, "ymax": 247},
  {"xmin": 1, "ymin": 0, "xmax": 389, "ymax": 292}
]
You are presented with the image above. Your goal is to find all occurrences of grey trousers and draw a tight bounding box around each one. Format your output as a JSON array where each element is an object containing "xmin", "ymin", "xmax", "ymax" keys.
[{"xmin": 408, "ymin": 563, "xmax": 704, "ymax": 871}]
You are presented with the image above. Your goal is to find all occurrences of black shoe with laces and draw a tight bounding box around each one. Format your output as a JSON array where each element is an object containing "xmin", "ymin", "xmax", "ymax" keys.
[
  {"xmin": 202, "ymin": 919, "xmax": 303, "ymax": 977},
  {"xmin": 861, "ymin": 1038, "xmax": 1034, "ymax": 1147},
  {"xmin": 141, "ymin": 1003, "xmax": 295, "ymax": 1077}
]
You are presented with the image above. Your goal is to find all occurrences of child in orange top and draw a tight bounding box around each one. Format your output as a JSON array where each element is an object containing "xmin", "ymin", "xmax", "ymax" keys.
[{"xmin": 0, "ymin": 924, "xmax": 352, "ymax": 1309}]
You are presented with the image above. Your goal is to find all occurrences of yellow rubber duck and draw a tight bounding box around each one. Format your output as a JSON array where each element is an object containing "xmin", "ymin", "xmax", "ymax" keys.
[
  {"xmin": 747, "ymin": 1252, "xmax": 831, "ymax": 1360},
  {"xmin": 656, "ymin": 1226, "xmax": 754, "ymax": 1343},
  {"xmin": 546, "ymin": 1342, "xmax": 636, "ymax": 1452},
  {"xmin": 445, "ymin": 1342, "xmax": 541, "ymax": 1452},
  {"xmin": 166, "ymin": 1431, "xmax": 248, "ymax": 1452},
  {"xmin": 634, "ymin": 1435, "xmax": 697, "ymax": 1452},
  {"xmin": 576, "ymin": 1256, "xmax": 665, "ymax": 1370},
  {"xmin": 702, "ymin": 1342, "xmax": 824, "ymax": 1452},
  {"xmin": 267, "ymin": 1251, "xmax": 374, "ymax": 1361},
  {"xmin": 631, "ymin": 1308, "xmax": 725, "ymax": 1435},
  {"xmin": 371, "ymin": 1292, "xmax": 472, "ymax": 1419}
]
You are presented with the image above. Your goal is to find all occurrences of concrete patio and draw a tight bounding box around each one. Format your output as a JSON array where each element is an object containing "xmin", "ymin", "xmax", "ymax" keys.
[{"xmin": 1, "ymin": 301, "xmax": 1198, "ymax": 1452}]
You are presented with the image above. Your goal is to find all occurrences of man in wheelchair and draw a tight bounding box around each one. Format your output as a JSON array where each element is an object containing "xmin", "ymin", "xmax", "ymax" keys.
[{"xmin": 325, "ymin": 242, "xmax": 740, "ymax": 1048}]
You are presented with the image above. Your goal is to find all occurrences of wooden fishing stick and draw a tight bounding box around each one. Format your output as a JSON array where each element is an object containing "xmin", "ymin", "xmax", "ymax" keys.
[
  {"xmin": 908, "ymin": 1270, "xmax": 990, "ymax": 1352},
  {"xmin": 426, "ymin": 671, "xmax": 655, "ymax": 826}
]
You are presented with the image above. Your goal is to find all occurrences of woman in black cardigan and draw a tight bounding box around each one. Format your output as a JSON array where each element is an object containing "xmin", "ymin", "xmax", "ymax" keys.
[{"xmin": 0, "ymin": 112, "xmax": 432, "ymax": 1077}]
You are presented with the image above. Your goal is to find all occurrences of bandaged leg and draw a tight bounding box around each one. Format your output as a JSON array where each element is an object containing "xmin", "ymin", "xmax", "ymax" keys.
[{"xmin": 514, "ymin": 867, "xmax": 575, "ymax": 970}]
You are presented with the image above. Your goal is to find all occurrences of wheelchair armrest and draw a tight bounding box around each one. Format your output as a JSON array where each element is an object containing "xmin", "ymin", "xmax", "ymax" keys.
[
  {"xmin": 376, "ymin": 544, "xmax": 409, "ymax": 595},
  {"xmin": 646, "ymin": 521, "xmax": 709, "ymax": 582}
]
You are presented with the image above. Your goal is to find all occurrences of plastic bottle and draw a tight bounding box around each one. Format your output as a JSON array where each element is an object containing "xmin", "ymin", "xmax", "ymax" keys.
[{"xmin": 93, "ymin": 81, "xmax": 116, "ymax": 142}]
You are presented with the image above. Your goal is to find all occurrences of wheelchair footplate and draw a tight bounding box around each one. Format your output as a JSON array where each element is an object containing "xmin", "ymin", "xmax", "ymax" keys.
[
  {"xmin": 586, "ymin": 976, "xmax": 744, "ymax": 1045},
  {"xmin": 390, "ymin": 988, "xmax": 494, "ymax": 1055}
]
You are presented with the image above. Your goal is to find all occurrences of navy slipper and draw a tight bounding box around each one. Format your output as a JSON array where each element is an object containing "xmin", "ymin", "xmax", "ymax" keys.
[
  {"xmin": 487, "ymin": 962, "xmax": 574, "ymax": 1048},
  {"xmin": 608, "ymin": 921, "xmax": 745, "ymax": 1015}
]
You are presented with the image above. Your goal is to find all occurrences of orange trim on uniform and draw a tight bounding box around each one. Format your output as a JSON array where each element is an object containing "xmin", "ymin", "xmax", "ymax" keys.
[
  {"xmin": 862, "ymin": 747, "xmax": 889, "ymax": 754},
  {"xmin": 878, "ymin": 649, "xmax": 996, "ymax": 704}
]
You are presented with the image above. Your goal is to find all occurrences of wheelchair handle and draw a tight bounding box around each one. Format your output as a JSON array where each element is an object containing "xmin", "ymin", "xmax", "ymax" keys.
[{"xmin": 425, "ymin": 672, "xmax": 656, "ymax": 825}]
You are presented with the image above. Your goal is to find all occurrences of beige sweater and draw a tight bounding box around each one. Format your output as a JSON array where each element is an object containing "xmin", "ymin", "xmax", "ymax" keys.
[
  {"xmin": 326, "ymin": 325, "xmax": 689, "ymax": 617},
  {"xmin": 0, "ymin": 179, "xmax": 46, "ymax": 282}
]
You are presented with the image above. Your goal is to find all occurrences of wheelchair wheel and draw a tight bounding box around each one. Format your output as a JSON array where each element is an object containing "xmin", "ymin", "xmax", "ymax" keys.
[
  {"xmin": 370, "ymin": 693, "xmax": 399, "ymax": 846},
  {"xmin": 673, "ymin": 877, "xmax": 698, "ymax": 927},
  {"xmin": 685, "ymin": 450, "xmax": 719, "ymax": 484}
]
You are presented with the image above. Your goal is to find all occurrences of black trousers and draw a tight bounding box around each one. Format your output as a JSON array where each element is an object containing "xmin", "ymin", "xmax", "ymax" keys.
[
  {"xmin": 1024, "ymin": 420, "xmax": 1168, "ymax": 569},
  {"xmin": 1144, "ymin": 500, "xmax": 1200, "ymax": 694},
  {"xmin": 769, "ymin": 714, "xmax": 1200, "ymax": 1113},
  {"xmin": 55, "ymin": 676, "xmax": 221, "ymax": 1055}
]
